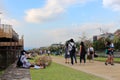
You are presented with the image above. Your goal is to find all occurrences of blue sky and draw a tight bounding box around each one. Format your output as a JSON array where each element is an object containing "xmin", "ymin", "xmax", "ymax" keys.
[{"xmin": 0, "ymin": 0, "xmax": 120, "ymax": 49}]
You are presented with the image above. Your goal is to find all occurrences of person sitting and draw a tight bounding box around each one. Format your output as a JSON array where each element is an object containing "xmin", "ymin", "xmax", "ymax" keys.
[{"xmin": 20, "ymin": 50, "xmax": 45, "ymax": 69}]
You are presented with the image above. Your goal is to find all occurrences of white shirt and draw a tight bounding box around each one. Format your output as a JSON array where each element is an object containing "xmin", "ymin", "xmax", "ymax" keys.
[
  {"xmin": 88, "ymin": 47, "xmax": 94, "ymax": 52},
  {"xmin": 68, "ymin": 42, "xmax": 74, "ymax": 51},
  {"xmin": 110, "ymin": 43, "xmax": 114, "ymax": 48},
  {"xmin": 20, "ymin": 55, "xmax": 31, "ymax": 68}
]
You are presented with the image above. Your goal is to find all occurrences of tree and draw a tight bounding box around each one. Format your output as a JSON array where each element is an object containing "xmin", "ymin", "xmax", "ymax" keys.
[
  {"xmin": 93, "ymin": 37, "xmax": 106, "ymax": 51},
  {"xmin": 79, "ymin": 32, "xmax": 88, "ymax": 42},
  {"xmin": 113, "ymin": 35, "xmax": 120, "ymax": 51}
]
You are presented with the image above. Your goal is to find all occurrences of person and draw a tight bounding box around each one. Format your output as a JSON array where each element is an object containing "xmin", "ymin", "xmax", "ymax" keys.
[
  {"xmin": 68, "ymin": 39, "xmax": 77, "ymax": 65},
  {"xmin": 87, "ymin": 44, "xmax": 94, "ymax": 62},
  {"xmin": 20, "ymin": 50, "xmax": 45, "ymax": 69},
  {"xmin": 47, "ymin": 50, "xmax": 51, "ymax": 56},
  {"xmin": 105, "ymin": 41, "xmax": 114, "ymax": 65},
  {"xmin": 64, "ymin": 40, "xmax": 70, "ymax": 64},
  {"xmin": 79, "ymin": 41, "xmax": 86, "ymax": 64},
  {"xmin": 110, "ymin": 42, "xmax": 114, "ymax": 65}
]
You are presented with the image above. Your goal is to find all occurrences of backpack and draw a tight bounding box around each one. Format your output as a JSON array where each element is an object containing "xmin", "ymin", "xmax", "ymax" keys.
[
  {"xmin": 70, "ymin": 43, "xmax": 76, "ymax": 53},
  {"xmin": 17, "ymin": 56, "xmax": 23, "ymax": 67}
]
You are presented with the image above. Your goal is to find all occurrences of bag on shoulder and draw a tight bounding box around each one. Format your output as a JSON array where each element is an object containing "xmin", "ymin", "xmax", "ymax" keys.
[{"xmin": 69, "ymin": 43, "xmax": 76, "ymax": 52}]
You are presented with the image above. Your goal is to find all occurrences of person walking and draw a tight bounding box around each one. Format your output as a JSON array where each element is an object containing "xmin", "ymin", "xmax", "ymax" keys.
[
  {"xmin": 110, "ymin": 42, "xmax": 114, "ymax": 65},
  {"xmin": 64, "ymin": 40, "xmax": 70, "ymax": 64},
  {"xmin": 79, "ymin": 41, "xmax": 86, "ymax": 64},
  {"xmin": 105, "ymin": 41, "xmax": 114, "ymax": 65},
  {"xmin": 68, "ymin": 39, "xmax": 77, "ymax": 65},
  {"xmin": 87, "ymin": 44, "xmax": 95, "ymax": 62}
]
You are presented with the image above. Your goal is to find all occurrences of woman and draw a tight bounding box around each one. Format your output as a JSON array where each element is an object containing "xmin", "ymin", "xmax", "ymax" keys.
[
  {"xmin": 105, "ymin": 41, "xmax": 114, "ymax": 65},
  {"xmin": 20, "ymin": 50, "xmax": 45, "ymax": 69},
  {"xmin": 64, "ymin": 40, "xmax": 70, "ymax": 64},
  {"xmin": 20, "ymin": 51, "xmax": 33, "ymax": 68},
  {"xmin": 87, "ymin": 44, "xmax": 94, "ymax": 62},
  {"xmin": 79, "ymin": 41, "xmax": 86, "ymax": 64}
]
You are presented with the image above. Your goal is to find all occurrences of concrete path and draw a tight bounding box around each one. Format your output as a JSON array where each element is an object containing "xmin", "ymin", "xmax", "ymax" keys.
[
  {"xmin": 0, "ymin": 62, "xmax": 31, "ymax": 80},
  {"xmin": 52, "ymin": 56, "xmax": 120, "ymax": 80}
]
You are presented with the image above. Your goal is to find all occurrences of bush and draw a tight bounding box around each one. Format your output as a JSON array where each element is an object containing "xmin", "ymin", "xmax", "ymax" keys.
[{"xmin": 35, "ymin": 55, "xmax": 52, "ymax": 67}]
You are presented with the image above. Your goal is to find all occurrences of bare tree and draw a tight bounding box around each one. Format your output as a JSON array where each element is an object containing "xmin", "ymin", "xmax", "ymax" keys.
[{"xmin": 79, "ymin": 32, "xmax": 88, "ymax": 42}]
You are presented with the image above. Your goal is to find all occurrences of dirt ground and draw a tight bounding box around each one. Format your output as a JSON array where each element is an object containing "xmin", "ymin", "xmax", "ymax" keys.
[{"xmin": 52, "ymin": 56, "xmax": 120, "ymax": 80}]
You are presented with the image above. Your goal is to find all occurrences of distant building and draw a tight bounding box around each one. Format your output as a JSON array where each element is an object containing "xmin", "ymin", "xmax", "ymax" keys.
[
  {"xmin": 93, "ymin": 29, "xmax": 120, "ymax": 41},
  {"xmin": 114, "ymin": 29, "xmax": 120, "ymax": 38},
  {"xmin": 93, "ymin": 33, "xmax": 114, "ymax": 41},
  {"xmin": 93, "ymin": 36, "xmax": 97, "ymax": 42},
  {"xmin": 51, "ymin": 43, "xmax": 64, "ymax": 48}
]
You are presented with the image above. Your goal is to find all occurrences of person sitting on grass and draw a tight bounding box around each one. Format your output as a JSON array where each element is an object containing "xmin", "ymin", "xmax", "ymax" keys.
[{"xmin": 20, "ymin": 50, "xmax": 46, "ymax": 69}]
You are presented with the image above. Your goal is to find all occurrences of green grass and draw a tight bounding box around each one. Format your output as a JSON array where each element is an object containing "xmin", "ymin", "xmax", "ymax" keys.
[
  {"xmin": 94, "ymin": 57, "xmax": 120, "ymax": 63},
  {"xmin": 0, "ymin": 70, "xmax": 4, "ymax": 76},
  {"xmin": 30, "ymin": 62, "xmax": 106, "ymax": 80}
]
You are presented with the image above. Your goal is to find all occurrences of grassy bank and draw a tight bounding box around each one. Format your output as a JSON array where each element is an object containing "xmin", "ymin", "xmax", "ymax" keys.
[
  {"xmin": 0, "ymin": 70, "xmax": 4, "ymax": 76},
  {"xmin": 94, "ymin": 57, "xmax": 120, "ymax": 63},
  {"xmin": 30, "ymin": 62, "xmax": 106, "ymax": 80}
]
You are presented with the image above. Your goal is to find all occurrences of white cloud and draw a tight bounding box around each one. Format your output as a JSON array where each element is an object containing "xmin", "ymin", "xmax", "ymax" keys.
[
  {"xmin": 0, "ymin": 14, "xmax": 23, "ymax": 37},
  {"xmin": 0, "ymin": 13, "xmax": 21, "ymax": 27},
  {"xmin": 24, "ymin": 22, "xmax": 119, "ymax": 48},
  {"xmin": 103, "ymin": 0, "xmax": 120, "ymax": 11},
  {"xmin": 25, "ymin": 0, "xmax": 92, "ymax": 23},
  {"xmin": 43, "ymin": 23, "xmax": 118, "ymax": 43},
  {"xmin": 2, "ymin": 19, "xmax": 20, "ymax": 26}
]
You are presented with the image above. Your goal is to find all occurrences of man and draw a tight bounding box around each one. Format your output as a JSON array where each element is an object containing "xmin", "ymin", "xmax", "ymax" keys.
[{"xmin": 68, "ymin": 39, "xmax": 77, "ymax": 65}]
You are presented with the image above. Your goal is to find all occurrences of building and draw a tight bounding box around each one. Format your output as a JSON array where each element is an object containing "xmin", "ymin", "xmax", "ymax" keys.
[
  {"xmin": 0, "ymin": 24, "xmax": 24, "ymax": 68},
  {"xmin": 96, "ymin": 33, "xmax": 114, "ymax": 41},
  {"xmin": 114, "ymin": 29, "xmax": 120, "ymax": 38},
  {"xmin": 93, "ymin": 36, "xmax": 97, "ymax": 42}
]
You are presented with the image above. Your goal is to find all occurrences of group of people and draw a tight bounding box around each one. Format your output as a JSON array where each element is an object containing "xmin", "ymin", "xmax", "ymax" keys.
[
  {"xmin": 64, "ymin": 38, "xmax": 114, "ymax": 65},
  {"xmin": 64, "ymin": 38, "xmax": 95, "ymax": 65},
  {"xmin": 64, "ymin": 39, "xmax": 77, "ymax": 65},
  {"xmin": 17, "ymin": 39, "xmax": 115, "ymax": 68},
  {"xmin": 17, "ymin": 50, "xmax": 46, "ymax": 69}
]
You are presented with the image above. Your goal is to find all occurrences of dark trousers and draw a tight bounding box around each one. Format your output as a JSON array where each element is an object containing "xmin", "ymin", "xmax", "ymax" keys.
[
  {"xmin": 70, "ymin": 51, "xmax": 77, "ymax": 65},
  {"xmin": 80, "ymin": 54, "xmax": 86, "ymax": 63}
]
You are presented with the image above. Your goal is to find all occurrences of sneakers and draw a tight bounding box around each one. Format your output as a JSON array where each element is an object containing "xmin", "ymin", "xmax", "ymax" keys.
[
  {"xmin": 105, "ymin": 62, "xmax": 108, "ymax": 65},
  {"xmin": 111, "ymin": 63, "xmax": 114, "ymax": 66},
  {"xmin": 105, "ymin": 62, "xmax": 114, "ymax": 66}
]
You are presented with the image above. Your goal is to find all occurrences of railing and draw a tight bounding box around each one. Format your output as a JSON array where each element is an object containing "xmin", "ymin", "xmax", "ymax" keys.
[
  {"xmin": 0, "ymin": 39, "xmax": 23, "ymax": 46},
  {"xmin": 0, "ymin": 24, "xmax": 19, "ymax": 41}
]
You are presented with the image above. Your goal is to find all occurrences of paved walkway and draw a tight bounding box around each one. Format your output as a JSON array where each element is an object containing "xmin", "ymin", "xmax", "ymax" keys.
[
  {"xmin": 0, "ymin": 62, "xmax": 31, "ymax": 80},
  {"xmin": 52, "ymin": 56, "xmax": 120, "ymax": 80}
]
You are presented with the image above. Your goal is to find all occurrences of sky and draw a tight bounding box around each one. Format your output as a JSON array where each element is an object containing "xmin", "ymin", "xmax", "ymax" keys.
[{"xmin": 0, "ymin": 0, "xmax": 120, "ymax": 49}]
